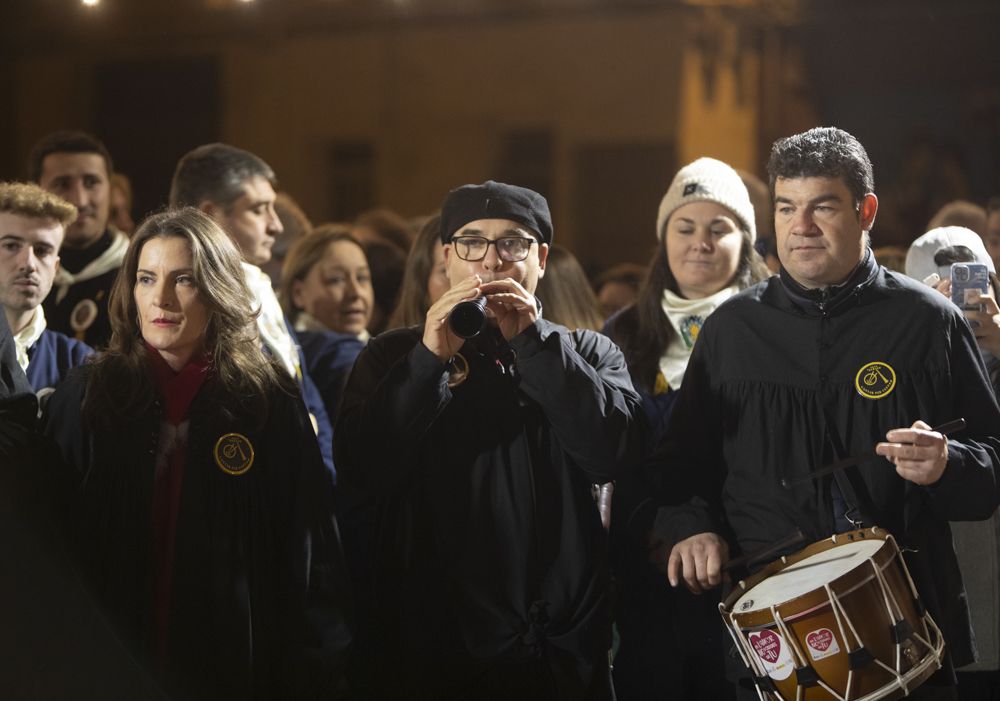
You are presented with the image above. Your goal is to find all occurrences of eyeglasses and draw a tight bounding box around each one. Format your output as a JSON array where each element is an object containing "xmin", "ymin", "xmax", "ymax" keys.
[{"xmin": 451, "ymin": 236, "xmax": 536, "ymax": 262}]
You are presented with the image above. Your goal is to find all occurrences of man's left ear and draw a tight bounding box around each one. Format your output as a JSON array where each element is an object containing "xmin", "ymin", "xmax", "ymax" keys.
[
  {"xmin": 860, "ymin": 193, "xmax": 878, "ymax": 232},
  {"xmin": 442, "ymin": 242, "xmax": 453, "ymax": 282},
  {"xmin": 536, "ymin": 243, "xmax": 549, "ymax": 278}
]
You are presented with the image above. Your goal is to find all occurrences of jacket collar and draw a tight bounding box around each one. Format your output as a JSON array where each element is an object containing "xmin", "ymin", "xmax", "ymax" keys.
[{"xmin": 779, "ymin": 248, "xmax": 879, "ymax": 316}]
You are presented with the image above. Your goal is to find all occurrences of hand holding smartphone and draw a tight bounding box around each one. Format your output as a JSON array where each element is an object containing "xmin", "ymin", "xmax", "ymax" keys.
[{"xmin": 950, "ymin": 262, "xmax": 990, "ymax": 312}]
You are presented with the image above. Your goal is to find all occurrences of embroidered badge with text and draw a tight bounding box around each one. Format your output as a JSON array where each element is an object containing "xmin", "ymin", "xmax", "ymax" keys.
[
  {"xmin": 214, "ymin": 433, "xmax": 255, "ymax": 475},
  {"xmin": 855, "ymin": 361, "xmax": 896, "ymax": 399}
]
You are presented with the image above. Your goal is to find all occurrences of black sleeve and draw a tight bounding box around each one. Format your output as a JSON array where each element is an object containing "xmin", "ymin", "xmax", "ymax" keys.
[
  {"xmin": 0, "ymin": 305, "xmax": 37, "ymax": 454},
  {"xmin": 40, "ymin": 370, "xmax": 91, "ymax": 505},
  {"xmin": 923, "ymin": 313, "xmax": 1000, "ymax": 521},
  {"xmin": 510, "ymin": 322, "xmax": 644, "ymax": 483},
  {"xmin": 333, "ymin": 330, "xmax": 451, "ymax": 494},
  {"xmin": 634, "ymin": 328, "xmax": 728, "ymax": 547},
  {"xmin": 306, "ymin": 335, "xmax": 365, "ymax": 423}
]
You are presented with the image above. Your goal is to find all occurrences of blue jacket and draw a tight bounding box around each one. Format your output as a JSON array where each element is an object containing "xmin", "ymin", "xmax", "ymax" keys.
[
  {"xmin": 26, "ymin": 329, "xmax": 92, "ymax": 393},
  {"xmin": 285, "ymin": 321, "xmax": 337, "ymax": 479},
  {"xmin": 297, "ymin": 330, "xmax": 365, "ymax": 423}
]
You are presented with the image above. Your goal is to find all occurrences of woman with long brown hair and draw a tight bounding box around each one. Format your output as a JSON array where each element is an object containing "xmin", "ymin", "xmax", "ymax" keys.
[
  {"xmin": 533, "ymin": 244, "xmax": 604, "ymax": 331},
  {"xmin": 44, "ymin": 208, "xmax": 350, "ymax": 700},
  {"xmin": 386, "ymin": 213, "xmax": 449, "ymax": 329}
]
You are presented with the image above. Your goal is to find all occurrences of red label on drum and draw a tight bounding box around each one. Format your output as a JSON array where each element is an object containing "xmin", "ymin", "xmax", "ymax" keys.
[
  {"xmin": 806, "ymin": 628, "xmax": 841, "ymax": 661},
  {"xmin": 748, "ymin": 629, "xmax": 795, "ymax": 680}
]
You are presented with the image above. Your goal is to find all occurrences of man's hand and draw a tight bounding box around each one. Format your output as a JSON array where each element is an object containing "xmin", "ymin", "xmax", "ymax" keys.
[
  {"xmin": 480, "ymin": 278, "xmax": 539, "ymax": 340},
  {"xmin": 966, "ymin": 294, "xmax": 1000, "ymax": 356},
  {"xmin": 421, "ymin": 275, "xmax": 481, "ymax": 362},
  {"xmin": 875, "ymin": 419, "xmax": 949, "ymax": 485},
  {"xmin": 666, "ymin": 531, "xmax": 730, "ymax": 595}
]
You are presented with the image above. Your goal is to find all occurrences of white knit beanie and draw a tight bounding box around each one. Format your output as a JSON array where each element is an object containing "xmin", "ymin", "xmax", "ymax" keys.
[
  {"xmin": 904, "ymin": 226, "xmax": 996, "ymax": 283},
  {"xmin": 656, "ymin": 157, "xmax": 756, "ymax": 243}
]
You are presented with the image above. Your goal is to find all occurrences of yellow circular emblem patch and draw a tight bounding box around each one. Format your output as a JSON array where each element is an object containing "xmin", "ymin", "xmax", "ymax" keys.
[
  {"xmin": 214, "ymin": 433, "xmax": 255, "ymax": 475},
  {"xmin": 855, "ymin": 361, "xmax": 896, "ymax": 399},
  {"xmin": 447, "ymin": 352, "xmax": 470, "ymax": 389}
]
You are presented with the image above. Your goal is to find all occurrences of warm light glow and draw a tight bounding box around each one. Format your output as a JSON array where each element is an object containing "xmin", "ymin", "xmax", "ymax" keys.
[
  {"xmin": 81, "ymin": 0, "xmax": 100, "ymax": 6},
  {"xmin": 237, "ymin": 0, "xmax": 255, "ymax": 3}
]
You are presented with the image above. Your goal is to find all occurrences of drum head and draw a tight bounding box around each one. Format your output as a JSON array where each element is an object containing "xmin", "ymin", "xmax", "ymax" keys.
[{"xmin": 732, "ymin": 538, "xmax": 883, "ymax": 613}]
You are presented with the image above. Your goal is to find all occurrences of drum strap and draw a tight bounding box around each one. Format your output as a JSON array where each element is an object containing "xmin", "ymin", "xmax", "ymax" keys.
[{"xmin": 822, "ymin": 408, "xmax": 876, "ymax": 529}]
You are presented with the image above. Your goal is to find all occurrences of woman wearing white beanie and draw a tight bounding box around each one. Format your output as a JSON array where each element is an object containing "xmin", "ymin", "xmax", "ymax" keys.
[{"xmin": 604, "ymin": 157, "xmax": 770, "ymax": 700}]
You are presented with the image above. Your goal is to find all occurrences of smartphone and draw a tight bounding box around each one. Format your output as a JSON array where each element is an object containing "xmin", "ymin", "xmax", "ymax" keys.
[{"xmin": 950, "ymin": 262, "xmax": 990, "ymax": 311}]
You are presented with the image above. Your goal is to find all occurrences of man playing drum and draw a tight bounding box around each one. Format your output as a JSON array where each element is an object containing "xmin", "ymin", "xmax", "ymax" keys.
[{"xmin": 644, "ymin": 127, "xmax": 1000, "ymax": 699}]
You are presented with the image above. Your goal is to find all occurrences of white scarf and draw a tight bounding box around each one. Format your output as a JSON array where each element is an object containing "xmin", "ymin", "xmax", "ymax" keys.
[
  {"xmin": 241, "ymin": 262, "xmax": 300, "ymax": 379},
  {"xmin": 658, "ymin": 286, "xmax": 737, "ymax": 391},
  {"xmin": 53, "ymin": 229, "xmax": 129, "ymax": 304},
  {"xmin": 12, "ymin": 307, "xmax": 48, "ymax": 373},
  {"xmin": 293, "ymin": 311, "xmax": 370, "ymax": 343}
]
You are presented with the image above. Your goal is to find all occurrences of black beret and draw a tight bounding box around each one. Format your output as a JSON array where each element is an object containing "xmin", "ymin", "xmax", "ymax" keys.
[{"xmin": 440, "ymin": 180, "xmax": 553, "ymax": 245}]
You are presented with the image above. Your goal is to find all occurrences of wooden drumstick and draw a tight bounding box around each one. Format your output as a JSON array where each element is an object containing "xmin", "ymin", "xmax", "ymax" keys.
[
  {"xmin": 780, "ymin": 418, "xmax": 966, "ymax": 490},
  {"xmin": 722, "ymin": 528, "xmax": 806, "ymax": 572}
]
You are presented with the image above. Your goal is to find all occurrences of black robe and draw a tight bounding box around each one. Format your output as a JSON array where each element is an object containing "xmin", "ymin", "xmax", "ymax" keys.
[
  {"xmin": 0, "ymin": 308, "xmax": 167, "ymax": 699},
  {"xmin": 334, "ymin": 320, "xmax": 643, "ymax": 700},
  {"xmin": 43, "ymin": 364, "xmax": 352, "ymax": 700}
]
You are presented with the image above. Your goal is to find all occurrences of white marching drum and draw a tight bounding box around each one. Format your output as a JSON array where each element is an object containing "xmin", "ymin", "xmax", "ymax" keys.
[{"xmin": 720, "ymin": 528, "xmax": 945, "ymax": 701}]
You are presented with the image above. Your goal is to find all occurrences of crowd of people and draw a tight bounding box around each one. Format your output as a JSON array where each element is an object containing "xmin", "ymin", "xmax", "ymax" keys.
[{"xmin": 0, "ymin": 125, "xmax": 998, "ymax": 701}]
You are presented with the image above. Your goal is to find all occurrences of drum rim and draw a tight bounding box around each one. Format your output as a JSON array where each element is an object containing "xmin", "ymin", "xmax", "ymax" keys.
[{"xmin": 721, "ymin": 527, "xmax": 890, "ymax": 616}]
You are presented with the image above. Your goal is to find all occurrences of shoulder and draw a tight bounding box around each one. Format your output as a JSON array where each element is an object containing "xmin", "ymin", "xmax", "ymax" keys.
[
  {"xmin": 535, "ymin": 319, "xmax": 625, "ymax": 364},
  {"xmin": 365, "ymin": 325, "xmax": 423, "ymax": 361},
  {"xmin": 700, "ymin": 278, "xmax": 773, "ymax": 326},
  {"xmin": 298, "ymin": 330, "xmax": 365, "ymax": 367},
  {"xmin": 877, "ymin": 268, "xmax": 951, "ymax": 306},
  {"xmin": 865, "ymin": 268, "xmax": 964, "ymax": 330},
  {"xmin": 601, "ymin": 304, "xmax": 639, "ymax": 342},
  {"xmin": 43, "ymin": 364, "xmax": 90, "ymax": 428},
  {"xmin": 58, "ymin": 361, "xmax": 95, "ymax": 394},
  {"xmin": 37, "ymin": 329, "xmax": 93, "ymax": 361}
]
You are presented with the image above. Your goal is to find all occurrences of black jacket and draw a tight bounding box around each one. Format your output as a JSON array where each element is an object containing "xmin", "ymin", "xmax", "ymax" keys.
[
  {"xmin": 0, "ymin": 308, "xmax": 168, "ymax": 699},
  {"xmin": 649, "ymin": 253, "xmax": 1000, "ymax": 673},
  {"xmin": 43, "ymin": 365, "xmax": 352, "ymax": 700},
  {"xmin": 334, "ymin": 320, "xmax": 643, "ymax": 700}
]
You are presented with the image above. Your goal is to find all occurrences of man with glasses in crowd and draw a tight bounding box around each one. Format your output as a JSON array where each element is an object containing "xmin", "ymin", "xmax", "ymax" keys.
[{"xmin": 334, "ymin": 180, "xmax": 642, "ymax": 700}]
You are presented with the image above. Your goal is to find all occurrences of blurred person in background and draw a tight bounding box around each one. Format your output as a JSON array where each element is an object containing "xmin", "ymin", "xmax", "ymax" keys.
[
  {"xmin": 363, "ymin": 238, "xmax": 407, "ymax": 336},
  {"xmin": 387, "ymin": 213, "xmax": 448, "ymax": 329},
  {"xmin": 261, "ymin": 190, "xmax": 313, "ymax": 290},
  {"xmin": 43, "ymin": 208, "xmax": 351, "ymax": 700},
  {"xmin": 534, "ymin": 244, "xmax": 603, "ymax": 332},
  {"xmin": 738, "ymin": 169, "xmax": 775, "ymax": 243},
  {"xmin": 603, "ymin": 157, "xmax": 769, "ymax": 701},
  {"xmin": 30, "ymin": 130, "xmax": 128, "ymax": 348},
  {"xmin": 109, "ymin": 173, "xmax": 136, "ymax": 236},
  {"xmin": 352, "ymin": 207, "xmax": 414, "ymax": 252},
  {"xmin": 926, "ymin": 199, "xmax": 987, "ymax": 237},
  {"xmin": 905, "ymin": 225, "xmax": 1000, "ymax": 701},
  {"xmin": 281, "ymin": 224, "xmax": 369, "ymax": 420},
  {"xmin": 593, "ymin": 262, "xmax": 644, "ymax": 321},
  {"xmin": 873, "ymin": 244, "xmax": 908, "ymax": 273},
  {"xmin": 985, "ymin": 195, "xmax": 1000, "ymax": 273}
]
